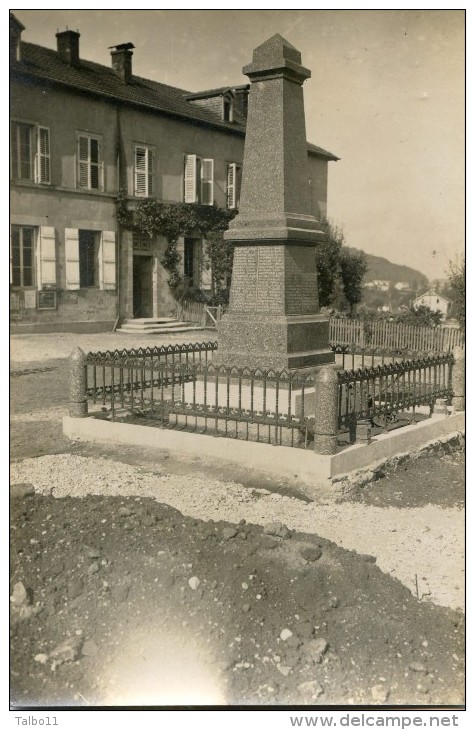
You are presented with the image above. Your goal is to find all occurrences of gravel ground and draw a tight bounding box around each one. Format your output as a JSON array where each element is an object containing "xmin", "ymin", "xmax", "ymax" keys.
[
  {"xmin": 10, "ymin": 331, "xmax": 214, "ymax": 365},
  {"xmin": 11, "ymin": 453, "xmax": 464, "ymax": 612}
]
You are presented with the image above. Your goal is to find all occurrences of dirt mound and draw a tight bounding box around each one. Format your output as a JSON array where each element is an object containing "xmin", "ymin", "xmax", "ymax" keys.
[{"xmin": 10, "ymin": 494, "xmax": 464, "ymax": 708}]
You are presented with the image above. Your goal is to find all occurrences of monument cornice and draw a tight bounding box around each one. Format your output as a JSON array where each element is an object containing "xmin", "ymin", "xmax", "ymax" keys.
[{"xmin": 244, "ymin": 62, "xmax": 311, "ymax": 86}]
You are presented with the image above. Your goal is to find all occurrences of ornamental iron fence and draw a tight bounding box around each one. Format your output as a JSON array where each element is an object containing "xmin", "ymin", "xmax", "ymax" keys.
[
  {"xmin": 85, "ymin": 352, "xmax": 316, "ymax": 449},
  {"xmin": 74, "ymin": 342, "xmax": 455, "ymax": 452},
  {"xmin": 337, "ymin": 353, "xmax": 454, "ymax": 438}
]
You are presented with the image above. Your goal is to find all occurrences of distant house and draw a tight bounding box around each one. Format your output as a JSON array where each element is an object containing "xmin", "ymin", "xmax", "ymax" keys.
[
  {"xmin": 363, "ymin": 280, "xmax": 390, "ymax": 291},
  {"xmin": 10, "ymin": 13, "xmax": 339, "ymax": 333},
  {"xmin": 412, "ymin": 289, "xmax": 451, "ymax": 319},
  {"xmin": 394, "ymin": 281, "xmax": 410, "ymax": 291}
]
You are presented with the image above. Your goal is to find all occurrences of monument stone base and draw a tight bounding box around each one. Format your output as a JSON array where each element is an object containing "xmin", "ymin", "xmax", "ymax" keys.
[{"xmin": 214, "ymin": 312, "xmax": 335, "ymax": 370}]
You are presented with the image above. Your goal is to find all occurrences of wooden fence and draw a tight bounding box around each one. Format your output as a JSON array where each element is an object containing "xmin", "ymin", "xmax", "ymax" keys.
[
  {"xmin": 329, "ymin": 318, "xmax": 463, "ymax": 353},
  {"xmin": 173, "ymin": 305, "xmax": 463, "ymax": 351},
  {"xmin": 176, "ymin": 301, "xmax": 226, "ymax": 328}
]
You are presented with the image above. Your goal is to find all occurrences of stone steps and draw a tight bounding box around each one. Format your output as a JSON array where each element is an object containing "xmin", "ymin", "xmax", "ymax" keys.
[{"xmin": 116, "ymin": 318, "xmax": 205, "ymax": 335}]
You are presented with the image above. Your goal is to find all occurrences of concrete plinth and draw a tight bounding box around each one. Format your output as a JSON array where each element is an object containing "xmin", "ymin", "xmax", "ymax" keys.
[{"xmin": 63, "ymin": 411, "xmax": 465, "ymax": 501}]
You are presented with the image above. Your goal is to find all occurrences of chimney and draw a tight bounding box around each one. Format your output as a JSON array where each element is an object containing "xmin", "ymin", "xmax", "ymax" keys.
[
  {"xmin": 234, "ymin": 85, "xmax": 250, "ymax": 119},
  {"xmin": 109, "ymin": 43, "xmax": 135, "ymax": 83},
  {"xmin": 56, "ymin": 29, "xmax": 80, "ymax": 66},
  {"xmin": 10, "ymin": 13, "xmax": 25, "ymax": 63}
]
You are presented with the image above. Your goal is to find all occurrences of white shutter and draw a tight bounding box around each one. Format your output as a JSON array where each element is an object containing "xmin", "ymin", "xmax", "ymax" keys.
[
  {"xmin": 201, "ymin": 158, "xmax": 214, "ymax": 205},
  {"xmin": 100, "ymin": 230, "xmax": 116, "ymax": 290},
  {"xmin": 78, "ymin": 136, "xmax": 89, "ymax": 188},
  {"xmin": 227, "ymin": 163, "xmax": 236, "ymax": 209},
  {"xmin": 184, "ymin": 154, "xmax": 197, "ymax": 203},
  {"xmin": 65, "ymin": 228, "xmax": 80, "ymax": 290},
  {"xmin": 37, "ymin": 127, "xmax": 50, "ymax": 184},
  {"xmin": 135, "ymin": 146, "xmax": 147, "ymax": 196},
  {"xmin": 38, "ymin": 226, "xmax": 56, "ymax": 287}
]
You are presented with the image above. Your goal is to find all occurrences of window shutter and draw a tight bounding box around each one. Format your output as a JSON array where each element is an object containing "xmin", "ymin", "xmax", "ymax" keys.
[
  {"xmin": 184, "ymin": 154, "xmax": 197, "ymax": 203},
  {"xmin": 65, "ymin": 228, "xmax": 80, "ymax": 290},
  {"xmin": 147, "ymin": 148, "xmax": 154, "ymax": 196},
  {"xmin": 37, "ymin": 127, "xmax": 50, "ymax": 184},
  {"xmin": 135, "ymin": 146, "xmax": 147, "ymax": 197},
  {"xmin": 100, "ymin": 230, "xmax": 116, "ymax": 290},
  {"xmin": 201, "ymin": 158, "xmax": 214, "ymax": 205},
  {"xmin": 78, "ymin": 136, "xmax": 89, "ymax": 188},
  {"xmin": 227, "ymin": 163, "xmax": 236, "ymax": 209},
  {"xmin": 38, "ymin": 226, "xmax": 56, "ymax": 287}
]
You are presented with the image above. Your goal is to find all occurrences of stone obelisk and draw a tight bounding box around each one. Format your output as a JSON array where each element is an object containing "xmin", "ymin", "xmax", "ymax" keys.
[{"xmin": 215, "ymin": 34, "xmax": 334, "ymax": 371}]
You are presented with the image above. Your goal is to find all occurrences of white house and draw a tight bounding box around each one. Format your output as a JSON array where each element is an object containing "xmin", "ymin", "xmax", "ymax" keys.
[{"xmin": 412, "ymin": 289, "xmax": 451, "ymax": 319}]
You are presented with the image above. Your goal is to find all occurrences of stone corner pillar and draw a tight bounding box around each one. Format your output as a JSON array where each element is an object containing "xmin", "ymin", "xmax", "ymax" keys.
[
  {"xmin": 314, "ymin": 365, "xmax": 339, "ymax": 454},
  {"xmin": 69, "ymin": 347, "xmax": 88, "ymax": 418},
  {"xmin": 215, "ymin": 34, "xmax": 334, "ymax": 371},
  {"xmin": 451, "ymin": 345, "xmax": 465, "ymax": 412}
]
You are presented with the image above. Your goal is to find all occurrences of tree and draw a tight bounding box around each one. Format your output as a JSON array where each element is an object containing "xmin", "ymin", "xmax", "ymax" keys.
[
  {"xmin": 316, "ymin": 218, "xmax": 367, "ymax": 314},
  {"xmin": 339, "ymin": 249, "xmax": 368, "ymax": 315},
  {"xmin": 400, "ymin": 305, "xmax": 443, "ymax": 327},
  {"xmin": 446, "ymin": 257, "xmax": 465, "ymax": 334},
  {"xmin": 315, "ymin": 218, "xmax": 344, "ymax": 307}
]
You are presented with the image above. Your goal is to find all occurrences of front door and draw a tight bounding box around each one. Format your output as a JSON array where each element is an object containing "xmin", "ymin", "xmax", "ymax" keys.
[{"xmin": 133, "ymin": 255, "xmax": 153, "ymax": 318}]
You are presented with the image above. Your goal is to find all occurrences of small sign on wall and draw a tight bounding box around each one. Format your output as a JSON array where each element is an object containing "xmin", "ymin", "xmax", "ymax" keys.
[
  {"xmin": 37, "ymin": 290, "xmax": 57, "ymax": 310},
  {"xmin": 24, "ymin": 291, "xmax": 37, "ymax": 309}
]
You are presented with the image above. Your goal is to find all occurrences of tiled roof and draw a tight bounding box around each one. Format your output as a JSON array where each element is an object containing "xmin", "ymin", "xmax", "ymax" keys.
[
  {"xmin": 13, "ymin": 41, "xmax": 245, "ymax": 135},
  {"xmin": 12, "ymin": 40, "xmax": 338, "ymax": 159},
  {"xmin": 307, "ymin": 142, "xmax": 339, "ymax": 161},
  {"xmin": 185, "ymin": 84, "xmax": 249, "ymax": 100}
]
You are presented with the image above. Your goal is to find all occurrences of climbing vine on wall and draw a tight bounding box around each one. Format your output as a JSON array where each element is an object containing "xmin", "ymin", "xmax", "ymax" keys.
[{"xmin": 115, "ymin": 190, "xmax": 236, "ymax": 299}]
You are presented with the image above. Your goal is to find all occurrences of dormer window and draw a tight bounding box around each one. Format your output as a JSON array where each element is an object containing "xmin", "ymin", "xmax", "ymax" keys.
[{"xmin": 223, "ymin": 96, "xmax": 233, "ymax": 122}]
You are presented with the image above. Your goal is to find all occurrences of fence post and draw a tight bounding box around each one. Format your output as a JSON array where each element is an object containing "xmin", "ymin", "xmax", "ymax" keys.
[
  {"xmin": 451, "ymin": 346, "xmax": 465, "ymax": 411},
  {"xmin": 314, "ymin": 366, "xmax": 339, "ymax": 454},
  {"xmin": 69, "ymin": 347, "xmax": 88, "ymax": 418}
]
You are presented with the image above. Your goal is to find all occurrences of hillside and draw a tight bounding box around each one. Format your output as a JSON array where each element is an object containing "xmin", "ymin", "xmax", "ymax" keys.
[{"xmin": 345, "ymin": 247, "xmax": 428, "ymax": 288}]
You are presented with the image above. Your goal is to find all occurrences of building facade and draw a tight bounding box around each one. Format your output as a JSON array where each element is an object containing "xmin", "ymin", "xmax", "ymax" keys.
[
  {"xmin": 412, "ymin": 289, "xmax": 451, "ymax": 319},
  {"xmin": 10, "ymin": 14, "xmax": 338, "ymax": 332}
]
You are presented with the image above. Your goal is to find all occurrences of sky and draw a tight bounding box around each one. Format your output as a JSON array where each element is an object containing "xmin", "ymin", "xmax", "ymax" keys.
[{"xmin": 10, "ymin": 8, "xmax": 465, "ymax": 280}]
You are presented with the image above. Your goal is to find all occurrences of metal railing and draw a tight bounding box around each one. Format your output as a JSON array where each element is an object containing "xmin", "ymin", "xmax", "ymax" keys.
[
  {"xmin": 73, "ymin": 343, "xmax": 458, "ymax": 453},
  {"xmin": 85, "ymin": 352, "xmax": 317, "ymax": 448},
  {"xmin": 331, "ymin": 342, "xmax": 443, "ymax": 370},
  {"xmin": 86, "ymin": 342, "xmax": 217, "ymax": 403},
  {"xmin": 337, "ymin": 353, "xmax": 454, "ymax": 436}
]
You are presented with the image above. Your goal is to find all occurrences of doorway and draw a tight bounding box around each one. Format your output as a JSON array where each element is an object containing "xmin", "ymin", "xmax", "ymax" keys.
[{"xmin": 133, "ymin": 255, "xmax": 153, "ymax": 318}]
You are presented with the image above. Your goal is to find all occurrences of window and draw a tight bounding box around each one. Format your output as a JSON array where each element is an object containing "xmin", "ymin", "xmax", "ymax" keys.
[
  {"xmin": 184, "ymin": 154, "xmax": 214, "ymax": 205},
  {"xmin": 77, "ymin": 134, "xmax": 102, "ymax": 190},
  {"xmin": 227, "ymin": 163, "xmax": 242, "ymax": 209},
  {"xmin": 184, "ymin": 238, "xmax": 195, "ymax": 284},
  {"xmin": 11, "ymin": 225, "xmax": 35, "ymax": 287},
  {"xmin": 11, "ymin": 123, "xmax": 50, "ymax": 183},
  {"xmin": 65, "ymin": 229, "xmax": 116, "ymax": 291},
  {"xmin": 79, "ymin": 230, "xmax": 100, "ymax": 287},
  {"xmin": 223, "ymin": 97, "xmax": 233, "ymax": 122},
  {"xmin": 134, "ymin": 145, "xmax": 154, "ymax": 197}
]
